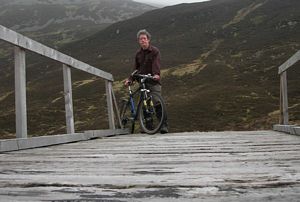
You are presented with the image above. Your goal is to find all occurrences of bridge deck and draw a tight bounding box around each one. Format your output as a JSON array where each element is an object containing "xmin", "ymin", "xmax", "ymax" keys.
[{"xmin": 0, "ymin": 131, "xmax": 299, "ymax": 201}]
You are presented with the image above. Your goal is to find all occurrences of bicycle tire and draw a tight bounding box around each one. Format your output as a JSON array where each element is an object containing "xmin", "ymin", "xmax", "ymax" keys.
[
  {"xmin": 138, "ymin": 93, "xmax": 166, "ymax": 134},
  {"xmin": 120, "ymin": 100, "xmax": 135, "ymax": 134}
]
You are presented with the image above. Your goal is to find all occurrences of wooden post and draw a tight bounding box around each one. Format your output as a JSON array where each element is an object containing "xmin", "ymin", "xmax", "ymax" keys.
[
  {"xmin": 111, "ymin": 89, "xmax": 123, "ymax": 129},
  {"xmin": 15, "ymin": 46, "xmax": 27, "ymax": 138},
  {"xmin": 280, "ymin": 71, "xmax": 289, "ymax": 125},
  {"xmin": 279, "ymin": 79, "xmax": 282, "ymax": 124},
  {"xmin": 106, "ymin": 80, "xmax": 115, "ymax": 130},
  {"xmin": 63, "ymin": 64, "xmax": 75, "ymax": 134}
]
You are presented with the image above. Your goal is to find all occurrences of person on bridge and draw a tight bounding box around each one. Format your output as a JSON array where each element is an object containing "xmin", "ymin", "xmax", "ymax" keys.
[{"xmin": 124, "ymin": 29, "xmax": 168, "ymax": 134}]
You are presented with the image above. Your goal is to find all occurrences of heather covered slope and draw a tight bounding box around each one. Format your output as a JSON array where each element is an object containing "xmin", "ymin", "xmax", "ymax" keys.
[
  {"xmin": 0, "ymin": 0, "xmax": 155, "ymax": 47},
  {"xmin": 0, "ymin": 0, "xmax": 299, "ymax": 137},
  {"xmin": 62, "ymin": 0, "xmax": 300, "ymax": 132}
]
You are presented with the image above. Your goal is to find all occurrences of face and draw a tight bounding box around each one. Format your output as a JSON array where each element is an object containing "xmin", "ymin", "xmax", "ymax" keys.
[{"xmin": 138, "ymin": 34, "xmax": 150, "ymax": 49}]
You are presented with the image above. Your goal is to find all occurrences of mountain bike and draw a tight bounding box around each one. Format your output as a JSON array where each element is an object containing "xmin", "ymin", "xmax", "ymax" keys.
[{"xmin": 119, "ymin": 72, "xmax": 166, "ymax": 134}]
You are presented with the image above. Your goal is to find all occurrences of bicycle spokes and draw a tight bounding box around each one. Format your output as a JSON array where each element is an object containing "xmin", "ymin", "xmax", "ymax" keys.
[
  {"xmin": 120, "ymin": 100, "xmax": 135, "ymax": 133},
  {"xmin": 139, "ymin": 93, "xmax": 165, "ymax": 134}
]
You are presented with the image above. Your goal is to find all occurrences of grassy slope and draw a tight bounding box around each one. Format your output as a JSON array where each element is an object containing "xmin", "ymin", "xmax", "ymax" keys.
[{"xmin": 1, "ymin": 0, "xmax": 300, "ymax": 137}]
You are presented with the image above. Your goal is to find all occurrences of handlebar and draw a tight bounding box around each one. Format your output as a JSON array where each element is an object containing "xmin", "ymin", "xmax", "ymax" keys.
[
  {"xmin": 133, "ymin": 73, "xmax": 154, "ymax": 80},
  {"xmin": 131, "ymin": 70, "xmax": 154, "ymax": 80},
  {"xmin": 126, "ymin": 71, "xmax": 155, "ymax": 87}
]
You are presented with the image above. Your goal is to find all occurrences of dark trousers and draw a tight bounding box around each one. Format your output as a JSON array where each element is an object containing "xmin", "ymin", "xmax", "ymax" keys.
[{"xmin": 146, "ymin": 83, "xmax": 168, "ymax": 128}]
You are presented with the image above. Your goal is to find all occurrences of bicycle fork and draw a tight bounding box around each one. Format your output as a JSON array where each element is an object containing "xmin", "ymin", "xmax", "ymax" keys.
[{"xmin": 141, "ymin": 89, "xmax": 154, "ymax": 113}]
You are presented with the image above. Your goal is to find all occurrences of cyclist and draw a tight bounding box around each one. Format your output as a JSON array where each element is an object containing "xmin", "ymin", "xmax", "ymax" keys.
[{"xmin": 124, "ymin": 29, "xmax": 168, "ymax": 134}]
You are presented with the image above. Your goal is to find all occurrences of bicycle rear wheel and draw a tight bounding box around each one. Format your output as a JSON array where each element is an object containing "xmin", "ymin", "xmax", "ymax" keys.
[
  {"xmin": 139, "ymin": 93, "xmax": 166, "ymax": 134},
  {"xmin": 119, "ymin": 99, "xmax": 135, "ymax": 133}
]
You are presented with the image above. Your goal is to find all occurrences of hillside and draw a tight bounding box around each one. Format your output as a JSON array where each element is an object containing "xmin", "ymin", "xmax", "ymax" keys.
[
  {"xmin": 0, "ymin": 0, "xmax": 155, "ymax": 47},
  {"xmin": 61, "ymin": 0, "xmax": 300, "ymax": 131},
  {"xmin": 0, "ymin": 0, "xmax": 299, "ymax": 138},
  {"xmin": 0, "ymin": 0, "xmax": 155, "ymax": 138}
]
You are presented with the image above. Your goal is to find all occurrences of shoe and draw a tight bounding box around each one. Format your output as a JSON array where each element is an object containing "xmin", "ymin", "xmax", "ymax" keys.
[{"xmin": 160, "ymin": 126, "xmax": 168, "ymax": 134}]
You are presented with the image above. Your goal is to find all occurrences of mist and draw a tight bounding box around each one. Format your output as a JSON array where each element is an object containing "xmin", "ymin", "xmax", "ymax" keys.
[{"xmin": 133, "ymin": 0, "xmax": 210, "ymax": 7}]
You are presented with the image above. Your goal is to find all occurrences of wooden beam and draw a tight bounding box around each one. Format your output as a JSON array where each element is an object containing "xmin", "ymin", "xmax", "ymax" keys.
[
  {"xmin": 63, "ymin": 65, "xmax": 75, "ymax": 134},
  {"xmin": 0, "ymin": 129, "xmax": 128, "ymax": 152},
  {"xmin": 111, "ymin": 88, "xmax": 123, "ymax": 129},
  {"xmin": 106, "ymin": 81, "xmax": 115, "ymax": 130},
  {"xmin": 280, "ymin": 72, "xmax": 289, "ymax": 125},
  {"xmin": 14, "ymin": 46, "xmax": 27, "ymax": 138},
  {"xmin": 0, "ymin": 25, "xmax": 113, "ymax": 81},
  {"xmin": 278, "ymin": 50, "xmax": 300, "ymax": 74},
  {"xmin": 279, "ymin": 79, "xmax": 282, "ymax": 124},
  {"xmin": 273, "ymin": 124, "xmax": 300, "ymax": 135}
]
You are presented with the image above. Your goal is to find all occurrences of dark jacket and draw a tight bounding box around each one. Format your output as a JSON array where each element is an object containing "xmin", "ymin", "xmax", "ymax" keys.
[{"xmin": 132, "ymin": 45, "xmax": 161, "ymax": 84}]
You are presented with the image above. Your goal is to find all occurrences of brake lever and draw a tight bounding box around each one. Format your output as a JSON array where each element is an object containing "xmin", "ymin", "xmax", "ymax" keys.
[{"xmin": 131, "ymin": 70, "xmax": 138, "ymax": 76}]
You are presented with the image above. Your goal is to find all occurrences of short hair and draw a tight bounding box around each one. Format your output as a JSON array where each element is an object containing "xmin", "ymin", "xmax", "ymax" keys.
[{"xmin": 137, "ymin": 29, "xmax": 151, "ymax": 40}]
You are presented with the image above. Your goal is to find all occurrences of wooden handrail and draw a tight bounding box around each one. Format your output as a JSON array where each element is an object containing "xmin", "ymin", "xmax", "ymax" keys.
[
  {"xmin": 0, "ymin": 25, "xmax": 121, "ymax": 139},
  {"xmin": 0, "ymin": 25, "xmax": 113, "ymax": 81},
  {"xmin": 278, "ymin": 50, "xmax": 300, "ymax": 74},
  {"xmin": 278, "ymin": 50, "xmax": 300, "ymax": 125}
]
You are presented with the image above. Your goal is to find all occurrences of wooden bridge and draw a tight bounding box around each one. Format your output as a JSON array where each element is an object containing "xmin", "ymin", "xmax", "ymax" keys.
[
  {"xmin": 0, "ymin": 25, "xmax": 300, "ymax": 201},
  {"xmin": 0, "ymin": 131, "xmax": 300, "ymax": 201}
]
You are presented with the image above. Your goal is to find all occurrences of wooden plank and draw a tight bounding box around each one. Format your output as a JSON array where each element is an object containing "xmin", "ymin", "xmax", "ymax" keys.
[
  {"xmin": 274, "ymin": 125, "xmax": 300, "ymax": 136},
  {"xmin": 0, "ymin": 25, "xmax": 113, "ymax": 81},
  {"xmin": 63, "ymin": 64, "xmax": 75, "ymax": 134},
  {"xmin": 273, "ymin": 124, "xmax": 296, "ymax": 134},
  {"xmin": 278, "ymin": 50, "xmax": 300, "ymax": 74},
  {"xmin": 17, "ymin": 133, "xmax": 86, "ymax": 150},
  {"xmin": 14, "ymin": 46, "xmax": 27, "ymax": 138},
  {"xmin": 293, "ymin": 127, "xmax": 300, "ymax": 136},
  {"xmin": 0, "ymin": 139, "xmax": 18, "ymax": 152},
  {"xmin": 280, "ymin": 72, "xmax": 289, "ymax": 125},
  {"xmin": 85, "ymin": 129, "xmax": 129, "ymax": 138},
  {"xmin": 105, "ymin": 81, "xmax": 115, "ymax": 130},
  {"xmin": 0, "ymin": 129, "xmax": 128, "ymax": 152},
  {"xmin": 0, "ymin": 131, "xmax": 299, "ymax": 201}
]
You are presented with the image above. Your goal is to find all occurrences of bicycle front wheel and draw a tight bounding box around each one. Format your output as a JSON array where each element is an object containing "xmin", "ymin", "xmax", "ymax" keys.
[
  {"xmin": 119, "ymin": 99, "xmax": 135, "ymax": 134},
  {"xmin": 139, "ymin": 93, "xmax": 166, "ymax": 134}
]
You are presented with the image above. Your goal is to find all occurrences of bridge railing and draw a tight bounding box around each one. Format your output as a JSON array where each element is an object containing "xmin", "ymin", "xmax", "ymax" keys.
[
  {"xmin": 274, "ymin": 50, "xmax": 300, "ymax": 135},
  {"xmin": 0, "ymin": 25, "xmax": 125, "ymax": 152}
]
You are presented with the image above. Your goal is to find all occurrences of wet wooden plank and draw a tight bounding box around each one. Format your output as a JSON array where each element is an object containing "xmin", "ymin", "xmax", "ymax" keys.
[{"xmin": 0, "ymin": 131, "xmax": 299, "ymax": 201}]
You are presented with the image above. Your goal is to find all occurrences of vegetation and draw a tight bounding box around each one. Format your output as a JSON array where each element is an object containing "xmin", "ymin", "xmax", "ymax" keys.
[{"xmin": 0, "ymin": 0, "xmax": 299, "ymax": 138}]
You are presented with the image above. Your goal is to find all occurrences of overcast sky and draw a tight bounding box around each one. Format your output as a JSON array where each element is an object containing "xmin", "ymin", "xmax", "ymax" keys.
[{"xmin": 134, "ymin": 0, "xmax": 210, "ymax": 7}]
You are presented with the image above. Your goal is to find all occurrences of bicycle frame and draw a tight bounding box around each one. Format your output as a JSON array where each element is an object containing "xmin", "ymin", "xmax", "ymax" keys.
[
  {"xmin": 121, "ymin": 73, "xmax": 166, "ymax": 134},
  {"xmin": 126, "ymin": 79, "xmax": 151, "ymax": 122}
]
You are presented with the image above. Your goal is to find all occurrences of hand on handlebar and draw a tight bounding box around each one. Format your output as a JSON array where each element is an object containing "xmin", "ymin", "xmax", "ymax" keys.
[
  {"xmin": 129, "ymin": 71, "xmax": 160, "ymax": 83},
  {"xmin": 124, "ymin": 79, "xmax": 132, "ymax": 87},
  {"xmin": 153, "ymin": 74, "xmax": 160, "ymax": 81}
]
